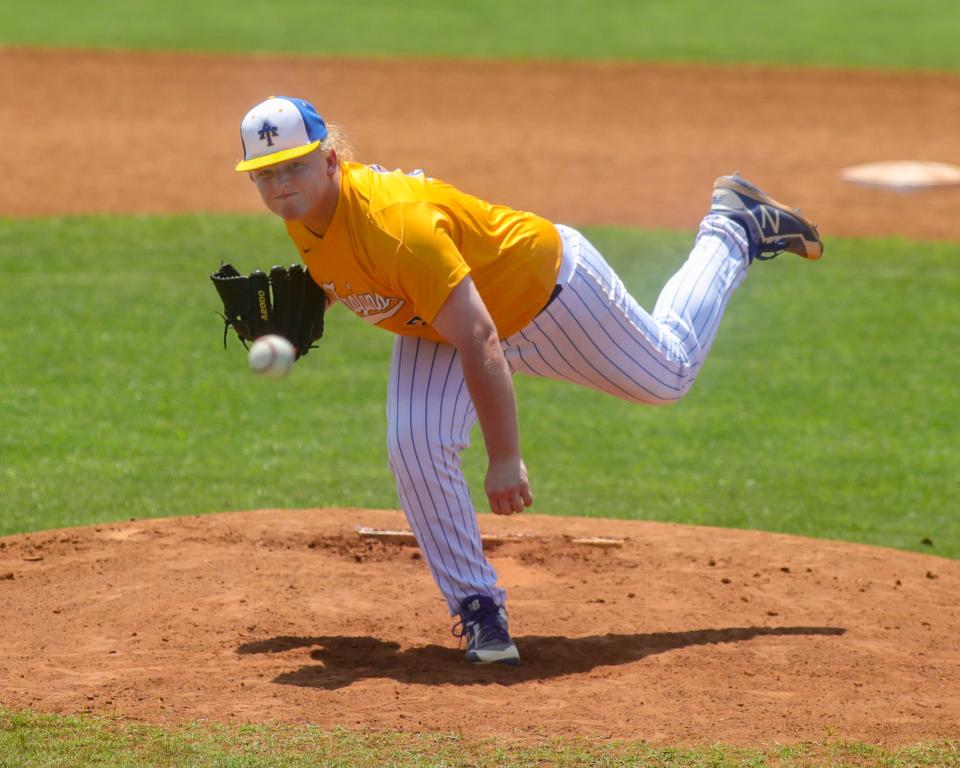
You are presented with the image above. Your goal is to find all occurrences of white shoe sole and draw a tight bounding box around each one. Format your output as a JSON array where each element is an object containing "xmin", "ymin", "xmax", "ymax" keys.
[{"xmin": 466, "ymin": 646, "xmax": 521, "ymax": 666}]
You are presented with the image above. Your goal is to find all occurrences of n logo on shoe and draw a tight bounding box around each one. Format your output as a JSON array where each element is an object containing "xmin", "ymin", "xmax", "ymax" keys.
[{"xmin": 760, "ymin": 207, "xmax": 781, "ymax": 234}]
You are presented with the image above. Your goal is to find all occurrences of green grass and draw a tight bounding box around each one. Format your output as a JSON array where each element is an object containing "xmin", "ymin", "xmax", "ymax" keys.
[
  {"xmin": 3, "ymin": 0, "xmax": 960, "ymax": 71},
  {"xmin": 2, "ymin": 709, "xmax": 958, "ymax": 767},
  {"xmin": 1, "ymin": 215, "xmax": 957, "ymax": 558}
]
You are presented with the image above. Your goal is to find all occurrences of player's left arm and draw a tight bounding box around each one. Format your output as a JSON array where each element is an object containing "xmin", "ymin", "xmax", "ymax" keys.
[{"xmin": 431, "ymin": 276, "xmax": 533, "ymax": 516}]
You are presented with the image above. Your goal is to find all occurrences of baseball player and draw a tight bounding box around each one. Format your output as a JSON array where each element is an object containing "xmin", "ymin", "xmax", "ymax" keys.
[{"xmin": 232, "ymin": 95, "xmax": 823, "ymax": 666}]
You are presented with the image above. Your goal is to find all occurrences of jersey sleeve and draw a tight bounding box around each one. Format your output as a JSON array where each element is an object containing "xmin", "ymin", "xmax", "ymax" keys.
[{"xmin": 372, "ymin": 202, "xmax": 471, "ymax": 325}]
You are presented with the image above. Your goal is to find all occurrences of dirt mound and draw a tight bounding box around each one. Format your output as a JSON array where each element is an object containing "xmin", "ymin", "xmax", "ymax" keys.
[{"xmin": 1, "ymin": 508, "xmax": 957, "ymax": 744}]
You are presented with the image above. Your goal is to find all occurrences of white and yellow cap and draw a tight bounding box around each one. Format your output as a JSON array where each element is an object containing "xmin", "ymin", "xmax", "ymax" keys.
[{"xmin": 236, "ymin": 96, "xmax": 328, "ymax": 172}]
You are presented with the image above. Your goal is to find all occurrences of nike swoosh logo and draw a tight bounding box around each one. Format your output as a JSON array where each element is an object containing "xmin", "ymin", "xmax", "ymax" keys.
[{"xmin": 303, "ymin": 247, "xmax": 313, "ymax": 254}]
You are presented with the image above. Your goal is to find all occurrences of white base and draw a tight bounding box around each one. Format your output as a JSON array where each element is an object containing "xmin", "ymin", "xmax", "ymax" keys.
[{"xmin": 840, "ymin": 160, "xmax": 960, "ymax": 191}]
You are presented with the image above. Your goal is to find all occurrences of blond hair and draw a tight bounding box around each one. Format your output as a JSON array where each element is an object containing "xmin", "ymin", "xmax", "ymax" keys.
[{"xmin": 321, "ymin": 123, "xmax": 354, "ymax": 162}]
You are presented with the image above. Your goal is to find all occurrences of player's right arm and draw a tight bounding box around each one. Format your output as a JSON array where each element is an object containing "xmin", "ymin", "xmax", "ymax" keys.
[{"xmin": 431, "ymin": 275, "xmax": 533, "ymax": 516}]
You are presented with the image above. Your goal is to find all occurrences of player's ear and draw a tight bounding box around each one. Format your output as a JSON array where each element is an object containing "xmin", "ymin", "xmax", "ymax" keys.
[{"xmin": 324, "ymin": 149, "xmax": 338, "ymax": 176}]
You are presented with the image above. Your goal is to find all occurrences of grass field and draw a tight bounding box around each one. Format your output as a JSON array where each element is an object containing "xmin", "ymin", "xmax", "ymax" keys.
[
  {"xmin": 2, "ymin": 0, "xmax": 960, "ymax": 71},
  {"xmin": 2, "ymin": 709, "xmax": 958, "ymax": 768},
  {"xmin": 1, "ymin": 215, "xmax": 957, "ymax": 559}
]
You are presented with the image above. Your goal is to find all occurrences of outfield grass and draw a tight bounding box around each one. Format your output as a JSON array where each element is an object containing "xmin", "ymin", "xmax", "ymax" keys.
[
  {"xmin": 1, "ymin": 215, "xmax": 956, "ymax": 558},
  {"xmin": 2, "ymin": 709, "xmax": 958, "ymax": 768},
  {"xmin": 2, "ymin": 0, "xmax": 960, "ymax": 71}
]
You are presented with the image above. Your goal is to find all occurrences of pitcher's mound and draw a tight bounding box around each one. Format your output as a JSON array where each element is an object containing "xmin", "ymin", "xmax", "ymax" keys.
[{"xmin": 0, "ymin": 509, "xmax": 956, "ymax": 745}]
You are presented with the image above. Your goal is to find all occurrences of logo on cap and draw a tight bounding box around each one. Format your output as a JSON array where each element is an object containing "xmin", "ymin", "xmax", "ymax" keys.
[{"xmin": 257, "ymin": 121, "xmax": 279, "ymax": 147}]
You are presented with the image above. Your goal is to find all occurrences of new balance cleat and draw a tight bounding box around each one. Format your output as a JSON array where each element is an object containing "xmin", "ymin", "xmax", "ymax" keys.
[
  {"xmin": 453, "ymin": 594, "xmax": 520, "ymax": 666},
  {"xmin": 711, "ymin": 174, "xmax": 823, "ymax": 261}
]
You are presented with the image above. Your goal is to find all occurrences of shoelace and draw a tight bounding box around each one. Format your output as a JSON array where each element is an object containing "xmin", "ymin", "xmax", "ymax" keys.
[
  {"xmin": 754, "ymin": 248, "xmax": 784, "ymax": 261},
  {"xmin": 754, "ymin": 234, "xmax": 796, "ymax": 261},
  {"xmin": 451, "ymin": 612, "xmax": 510, "ymax": 648}
]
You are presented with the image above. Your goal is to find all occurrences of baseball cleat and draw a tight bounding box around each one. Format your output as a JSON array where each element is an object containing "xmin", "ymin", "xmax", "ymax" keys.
[
  {"xmin": 453, "ymin": 594, "xmax": 521, "ymax": 666},
  {"xmin": 711, "ymin": 174, "xmax": 823, "ymax": 261}
]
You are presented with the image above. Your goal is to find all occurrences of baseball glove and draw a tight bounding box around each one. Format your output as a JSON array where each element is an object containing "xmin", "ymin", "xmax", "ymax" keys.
[{"xmin": 210, "ymin": 263, "xmax": 327, "ymax": 359}]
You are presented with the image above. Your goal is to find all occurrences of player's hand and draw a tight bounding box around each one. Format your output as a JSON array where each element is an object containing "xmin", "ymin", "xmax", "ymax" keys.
[{"xmin": 485, "ymin": 456, "xmax": 533, "ymax": 516}]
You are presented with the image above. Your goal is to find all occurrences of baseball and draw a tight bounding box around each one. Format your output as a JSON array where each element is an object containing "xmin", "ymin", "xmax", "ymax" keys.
[{"xmin": 248, "ymin": 335, "xmax": 296, "ymax": 380}]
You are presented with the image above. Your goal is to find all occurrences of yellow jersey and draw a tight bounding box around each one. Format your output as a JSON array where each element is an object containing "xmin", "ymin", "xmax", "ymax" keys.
[{"xmin": 285, "ymin": 162, "xmax": 562, "ymax": 343}]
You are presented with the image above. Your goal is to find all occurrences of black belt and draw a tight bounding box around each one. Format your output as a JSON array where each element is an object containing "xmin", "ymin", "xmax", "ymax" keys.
[{"xmin": 536, "ymin": 284, "xmax": 563, "ymax": 317}]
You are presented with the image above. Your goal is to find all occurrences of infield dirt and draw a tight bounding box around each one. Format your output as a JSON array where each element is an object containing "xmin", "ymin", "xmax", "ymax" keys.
[
  {"xmin": 3, "ymin": 48, "xmax": 959, "ymax": 745},
  {"xmin": 6, "ymin": 48, "xmax": 960, "ymax": 240},
  {"xmin": 1, "ymin": 509, "xmax": 958, "ymax": 745}
]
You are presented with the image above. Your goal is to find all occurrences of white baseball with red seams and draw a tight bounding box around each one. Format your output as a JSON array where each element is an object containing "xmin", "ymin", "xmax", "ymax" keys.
[{"xmin": 248, "ymin": 334, "xmax": 295, "ymax": 380}]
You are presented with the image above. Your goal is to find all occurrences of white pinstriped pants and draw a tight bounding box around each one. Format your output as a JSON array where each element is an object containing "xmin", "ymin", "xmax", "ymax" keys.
[{"xmin": 387, "ymin": 215, "xmax": 750, "ymax": 614}]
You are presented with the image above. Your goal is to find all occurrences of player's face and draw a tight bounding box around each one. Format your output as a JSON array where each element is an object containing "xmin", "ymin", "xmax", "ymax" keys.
[{"xmin": 249, "ymin": 149, "xmax": 338, "ymax": 222}]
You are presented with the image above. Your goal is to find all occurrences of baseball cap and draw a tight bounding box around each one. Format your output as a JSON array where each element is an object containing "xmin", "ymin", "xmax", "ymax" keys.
[{"xmin": 235, "ymin": 96, "xmax": 328, "ymax": 172}]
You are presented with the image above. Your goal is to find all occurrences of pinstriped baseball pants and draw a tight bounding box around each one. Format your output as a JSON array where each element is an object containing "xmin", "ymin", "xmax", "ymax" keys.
[{"xmin": 387, "ymin": 215, "xmax": 750, "ymax": 614}]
